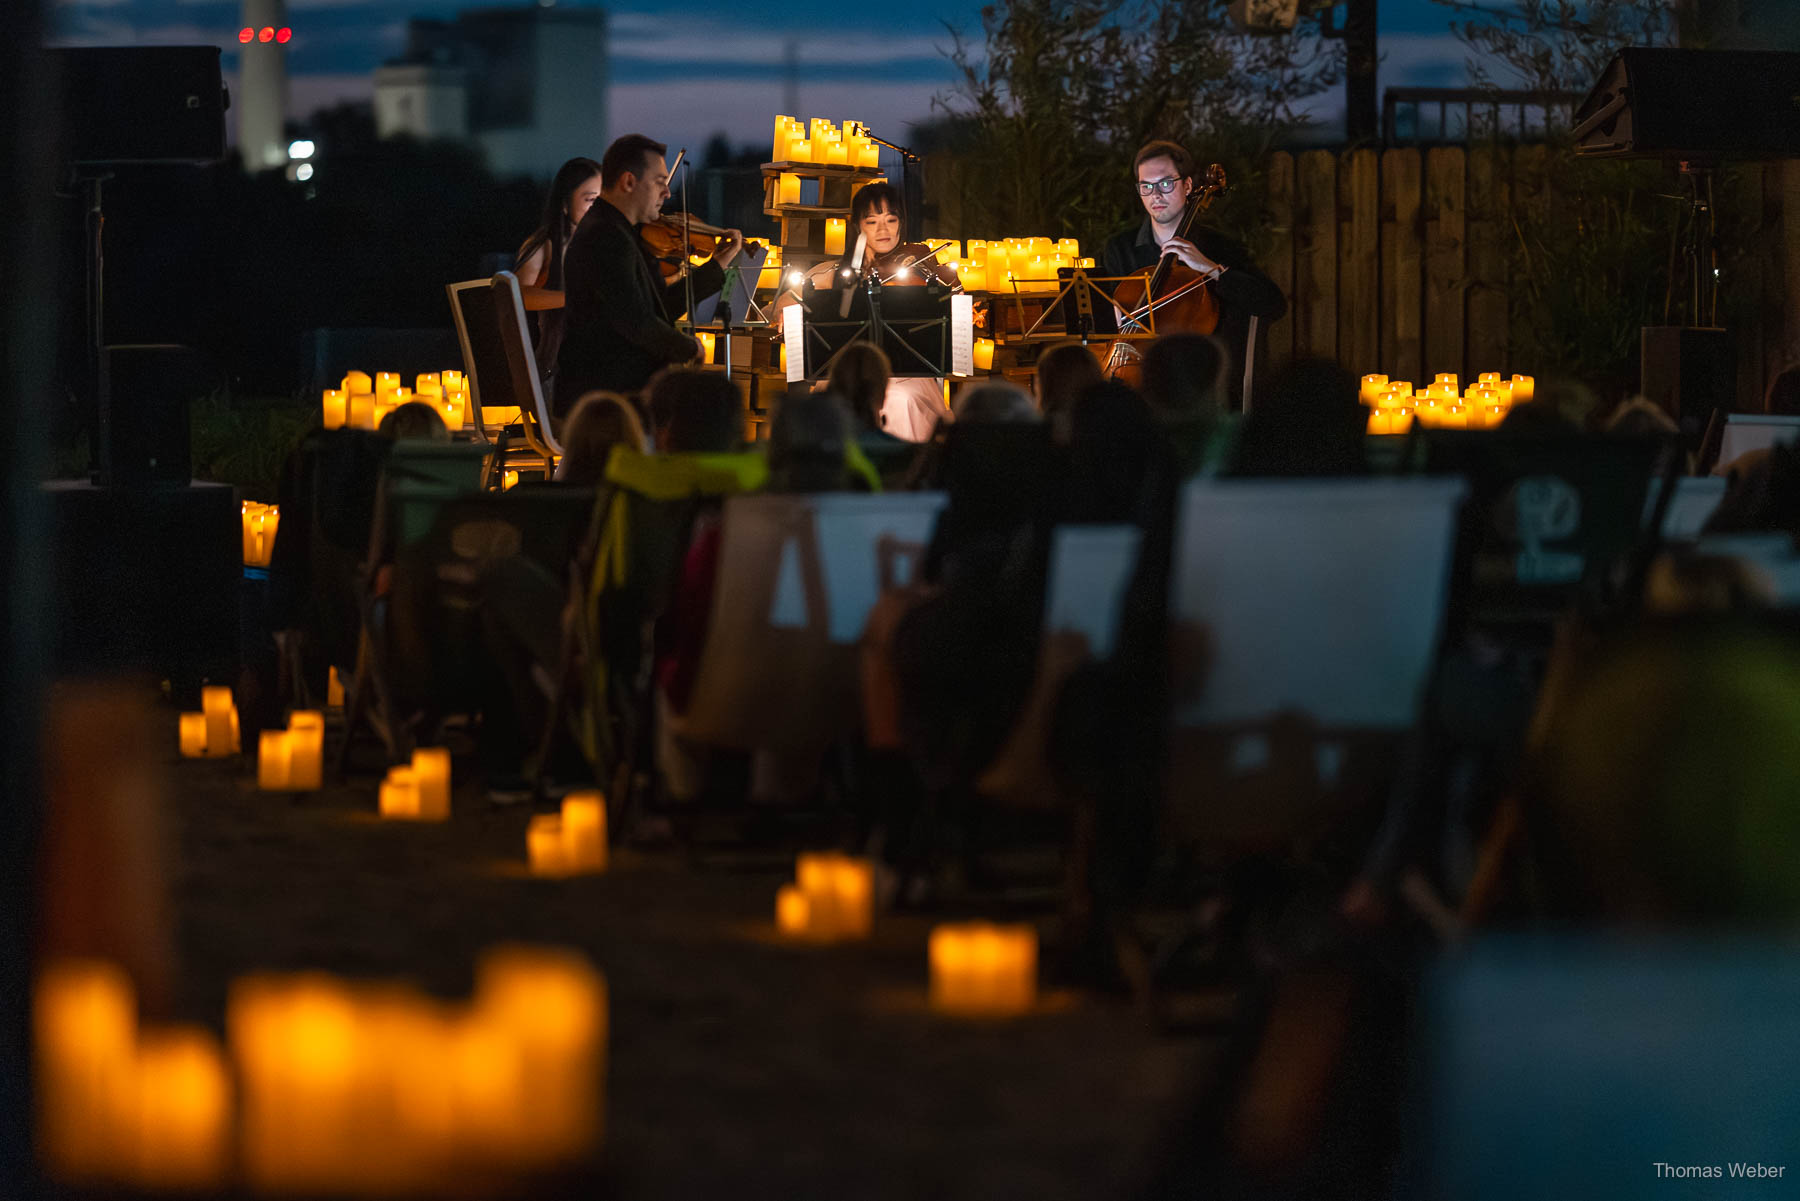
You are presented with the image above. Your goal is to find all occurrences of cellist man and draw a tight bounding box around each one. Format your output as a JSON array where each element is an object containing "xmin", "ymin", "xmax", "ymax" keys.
[{"xmin": 1100, "ymin": 139, "xmax": 1286, "ymax": 406}]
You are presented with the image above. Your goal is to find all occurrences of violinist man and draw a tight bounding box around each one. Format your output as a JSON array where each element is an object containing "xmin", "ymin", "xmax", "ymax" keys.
[
  {"xmin": 556, "ymin": 133, "xmax": 744, "ymax": 415},
  {"xmin": 1100, "ymin": 139, "xmax": 1285, "ymax": 407}
]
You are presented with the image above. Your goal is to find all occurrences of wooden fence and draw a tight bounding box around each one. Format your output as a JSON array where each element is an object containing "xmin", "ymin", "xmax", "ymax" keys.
[{"xmin": 1260, "ymin": 147, "xmax": 1800, "ymax": 411}]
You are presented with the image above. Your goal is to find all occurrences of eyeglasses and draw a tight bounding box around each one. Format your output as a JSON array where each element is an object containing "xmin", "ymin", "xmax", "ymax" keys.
[{"xmin": 1135, "ymin": 176, "xmax": 1187, "ymax": 196}]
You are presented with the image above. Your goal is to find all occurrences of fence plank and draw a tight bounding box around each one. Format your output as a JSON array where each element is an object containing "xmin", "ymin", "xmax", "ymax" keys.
[
  {"xmin": 1295, "ymin": 149, "xmax": 1338, "ymax": 361},
  {"xmin": 1466, "ymin": 146, "xmax": 1510, "ymax": 376},
  {"xmin": 1381, "ymin": 148, "xmax": 1424, "ymax": 385},
  {"xmin": 1424, "ymin": 147, "xmax": 1467, "ymax": 380},
  {"xmin": 1338, "ymin": 149, "xmax": 1380, "ymax": 374},
  {"xmin": 1265, "ymin": 152, "xmax": 1296, "ymax": 370}
]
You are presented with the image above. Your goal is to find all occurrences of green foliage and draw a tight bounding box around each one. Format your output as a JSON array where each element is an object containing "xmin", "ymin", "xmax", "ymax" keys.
[
  {"xmin": 1428, "ymin": 0, "xmax": 1682, "ymax": 92},
  {"xmin": 188, "ymin": 391, "xmax": 314, "ymax": 502},
  {"xmin": 935, "ymin": 0, "xmax": 1341, "ymax": 252}
]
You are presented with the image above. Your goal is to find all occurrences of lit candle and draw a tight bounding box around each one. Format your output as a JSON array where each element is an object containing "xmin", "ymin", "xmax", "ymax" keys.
[
  {"xmin": 415, "ymin": 373, "xmax": 439, "ymax": 392},
  {"xmin": 973, "ymin": 338, "xmax": 995, "ymax": 371},
  {"xmin": 527, "ymin": 815, "xmax": 566, "ymax": 876},
  {"xmin": 443, "ymin": 369, "xmax": 462, "ymax": 390},
  {"xmin": 328, "ymin": 666, "xmax": 345, "ymax": 709},
  {"xmin": 1077, "ymin": 257, "xmax": 1096, "ymax": 269},
  {"xmin": 202, "ymin": 687, "xmax": 234, "ymax": 759},
  {"xmin": 929, "ymin": 922, "xmax": 1038, "ymax": 1016},
  {"xmin": 475, "ymin": 946, "xmax": 607, "ymax": 1162},
  {"xmin": 348, "ymin": 391, "xmax": 376, "ymax": 430},
  {"xmin": 856, "ymin": 141, "xmax": 879, "ymax": 169},
  {"xmin": 1511, "ymin": 374, "xmax": 1534, "ymax": 402},
  {"xmin": 258, "ymin": 730, "xmax": 292, "ymax": 790},
  {"xmin": 1435, "ymin": 373, "xmax": 1459, "ymax": 392},
  {"xmin": 824, "ymin": 217, "xmax": 846, "ymax": 256},
  {"xmin": 232, "ymin": 975, "xmax": 362, "ymax": 1192},
  {"xmin": 1442, "ymin": 404, "xmax": 1468, "ymax": 430},
  {"xmin": 375, "ymin": 371, "xmax": 400, "ymax": 396},
  {"xmin": 778, "ymin": 174, "xmax": 800, "ymax": 205},
  {"xmin": 343, "ymin": 371, "xmax": 372, "ymax": 395},
  {"xmin": 696, "ymin": 331, "xmax": 716, "ymax": 364},
  {"xmin": 791, "ymin": 852, "xmax": 873, "ymax": 940},
  {"xmin": 35, "ymin": 959, "xmax": 136, "ymax": 1180},
  {"xmin": 288, "ymin": 711, "xmax": 324, "ymax": 791},
  {"xmin": 775, "ymin": 885, "xmax": 810, "ymax": 936},
  {"xmin": 178, "ymin": 712, "xmax": 207, "ymax": 758},
  {"xmin": 825, "ymin": 140, "xmax": 848, "ymax": 167},
  {"xmin": 1360, "ymin": 374, "xmax": 1389, "ymax": 404},
  {"xmin": 322, "ymin": 389, "xmax": 348, "ymax": 430},
  {"xmin": 561, "ymin": 793, "xmax": 607, "ymax": 874},
  {"xmin": 379, "ymin": 767, "xmax": 419, "ymax": 819},
  {"xmin": 959, "ymin": 263, "xmax": 987, "ymax": 293},
  {"xmin": 502, "ymin": 470, "xmax": 520, "ymax": 491},
  {"xmin": 126, "ymin": 1026, "xmax": 230, "ymax": 1191},
  {"xmin": 1368, "ymin": 408, "xmax": 1391, "ymax": 435},
  {"xmin": 1392, "ymin": 406, "xmax": 1415, "ymax": 433},
  {"xmin": 411, "ymin": 748, "xmax": 451, "ymax": 820},
  {"xmin": 1478, "ymin": 371, "xmax": 1500, "ymax": 385}
]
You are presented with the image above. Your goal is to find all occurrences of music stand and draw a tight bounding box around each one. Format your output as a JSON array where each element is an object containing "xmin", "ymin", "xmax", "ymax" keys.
[{"xmin": 795, "ymin": 278, "xmax": 955, "ymax": 380}]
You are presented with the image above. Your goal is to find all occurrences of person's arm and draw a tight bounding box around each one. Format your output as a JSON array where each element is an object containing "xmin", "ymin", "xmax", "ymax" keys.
[
  {"xmin": 660, "ymin": 259, "xmax": 726, "ymax": 324},
  {"xmin": 584, "ymin": 228, "xmax": 703, "ymax": 364},
  {"xmin": 515, "ymin": 242, "xmax": 565, "ymax": 311},
  {"xmin": 1181, "ymin": 231, "xmax": 1288, "ymax": 322}
]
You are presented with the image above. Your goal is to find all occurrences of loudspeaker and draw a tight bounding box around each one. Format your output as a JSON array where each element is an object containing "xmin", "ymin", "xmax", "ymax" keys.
[
  {"xmin": 100, "ymin": 344, "xmax": 211, "ymax": 486},
  {"xmin": 52, "ymin": 46, "xmax": 227, "ymax": 166},
  {"xmin": 1574, "ymin": 48, "xmax": 1800, "ymax": 160},
  {"xmin": 1641, "ymin": 325, "xmax": 1735, "ymax": 440}
]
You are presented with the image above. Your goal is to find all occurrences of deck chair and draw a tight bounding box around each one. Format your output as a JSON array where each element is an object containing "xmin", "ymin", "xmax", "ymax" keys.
[
  {"xmin": 676, "ymin": 492, "xmax": 947, "ymax": 754},
  {"xmin": 336, "ymin": 441, "xmax": 489, "ymax": 770},
  {"xmin": 445, "ymin": 274, "xmax": 557, "ymax": 485},
  {"xmin": 491, "ymin": 271, "xmax": 562, "ymax": 475}
]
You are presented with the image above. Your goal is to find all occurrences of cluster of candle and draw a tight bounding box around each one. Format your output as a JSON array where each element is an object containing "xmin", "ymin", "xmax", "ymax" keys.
[
  {"xmin": 951, "ymin": 237, "xmax": 1093, "ymax": 294},
  {"xmin": 323, "ymin": 370, "xmax": 472, "ymax": 432},
  {"xmin": 36, "ymin": 960, "xmax": 232, "ymax": 1190},
  {"xmin": 928, "ymin": 922, "xmax": 1038, "ymax": 1017},
  {"xmin": 227, "ymin": 946, "xmax": 606, "ymax": 1192},
  {"xmin": 1360, "ymin": 372, "xmax": 1537, "ymax": 435},
  {"xmin": 257, "ymin": 710, "xmax": 325, "ymax": 791},
  {"xmin": 772, "ymin": 116, "xmax": 881, "ymax": 169},
  {"xmin": 744, "ymin": 237, "xmax": 785, "ymax": 291},
  {"xmin": 526, "ymin": 792, "xmax": 609, "ymax": 877},
  {"xmin": 178, "ymin": 685, "xmax": 240, "ymax": 759},
  {"xmin": 775, "ymin": 852, "xmax": 875, "ymax": 941},
  {"xmin": 378, "ymin": 748, "xmax": 452, "ymax": 821},
  {"xmin": 241, "ymin": 500, "xmax": 280, "ymax": 568}
]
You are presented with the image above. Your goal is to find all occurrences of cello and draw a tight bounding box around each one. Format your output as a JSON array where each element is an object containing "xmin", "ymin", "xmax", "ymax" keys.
[{"xmin": 1105, "ymin": 163, "xmax": 1229, "ymax": 384}]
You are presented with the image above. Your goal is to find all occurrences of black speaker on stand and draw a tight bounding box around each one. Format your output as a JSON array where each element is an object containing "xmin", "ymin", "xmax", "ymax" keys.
[
  {"xmin": 46, "ymin": 47, "xmax": 239, "ymax": 693},
  {"xmin": 1574, "ymin": 49, "xmax": 1800, "ymax": 427}
]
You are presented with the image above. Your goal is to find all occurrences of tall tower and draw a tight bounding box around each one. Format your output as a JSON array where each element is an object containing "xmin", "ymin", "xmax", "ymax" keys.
[{"xmin": 237, "ymin": 0, "xmax": 289, "ymax": 171}]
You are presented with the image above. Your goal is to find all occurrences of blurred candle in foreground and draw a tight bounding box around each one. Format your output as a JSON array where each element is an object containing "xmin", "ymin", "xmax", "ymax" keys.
[
  {"xmin": 528, "ymin": 815, "xmax": 566, "ymax": 877},
  {"xmin": 288, "ymin": 711, "xmax": 324, "ymax": 791},
  {"xmin": 178, "ymin": 712, "xmax": 208, "ymax": 758},
  {"xmin": 201, "ymin": 687, "xmax": 234, "ymax": 759},
  {"xmin": 790, "ymin": 852, "xmax": 874, "ymax": 940},
  {"xmin": 126, "ymin": 1026, "xmax": 230, "ymax": 1191},
  {"xmin": 35, "ymin": 959, "xmax": 136, "ymax": 1180},
  {"xmin": 775, "ymin": 884, "xmax": 810, "ymax": 936},
  {"xmin": 561, "ymin": 793, "xmax": 607, "ymax": 874},
  {"xmin": 379, "ymin": 767, "xmax": 419, "ymax": 819},
  {"xmin": 411, "ymin": 748, "xmax": 451, "ymax": 820},
  {"xmin": 231, "ymin": 974, "xmax": 362, "ymax": 1192},
  {"xmin": 475, "ymin": 946, "xmax": 607, "ymax": 1161},
  {"xmin": 342, "ymin": 370, "xmax": 372, "ymax": 395},
  {"xmin": 258, "ymin": 730, "xmax": 292, "ymax": 791},
  {"xmin": 929, "ymin": 923, "xmax": 1037, "ymax": 1016}
]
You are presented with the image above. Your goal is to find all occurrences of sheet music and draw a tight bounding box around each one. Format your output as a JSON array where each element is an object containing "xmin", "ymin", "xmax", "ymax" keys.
[
  {"xmin": 783, "ymin": 303, "xmax": 805, "ymax": 382},
  {"xmin": 950, "ymin": 293, "xmax": 974, "ymax": 377}
]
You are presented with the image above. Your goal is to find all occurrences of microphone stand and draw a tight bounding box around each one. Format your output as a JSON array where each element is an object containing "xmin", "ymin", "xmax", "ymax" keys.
[{"xmin": 850, "ymin": 123, "xmax": 923, "ymax": 243}]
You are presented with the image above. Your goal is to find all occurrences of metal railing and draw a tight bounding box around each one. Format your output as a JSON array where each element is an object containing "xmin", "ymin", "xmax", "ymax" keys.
[{"xmin": 1383, "ymin": 88, "xmax": 1587, "ymax": 145}]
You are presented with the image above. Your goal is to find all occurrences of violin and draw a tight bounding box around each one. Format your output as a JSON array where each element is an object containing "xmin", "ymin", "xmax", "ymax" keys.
[
  {"xmin": 640, "ymin": 212, "xmax": 739, "ymax": 284},
  {"xmin": 1105, "ymin": 163, "xmax": 1229, "ymax": 384}
]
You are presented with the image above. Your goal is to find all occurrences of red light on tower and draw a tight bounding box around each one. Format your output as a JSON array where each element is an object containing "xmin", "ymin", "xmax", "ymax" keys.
[
  {"xmin": 258, "ymin": 27, "xmax": 274, "ymax": 42},
  {"xmin": 239, "ymin": 27, "xmax": 254, "ymax": 43},
  {"xmin": 275, "ymin": 27, "xmax": 291, "ymax": 44}
]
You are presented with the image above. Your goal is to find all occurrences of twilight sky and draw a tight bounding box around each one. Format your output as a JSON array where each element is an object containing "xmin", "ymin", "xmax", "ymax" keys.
[{"xmin": 49, "ymin": 0, "xmax": 1489, "ymax": 157}]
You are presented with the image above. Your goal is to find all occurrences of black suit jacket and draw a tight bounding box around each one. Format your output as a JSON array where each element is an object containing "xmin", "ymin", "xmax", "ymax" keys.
[
  {"xmin": 1101, "ymin": 220, "xmax": 1286, "ymax": 407},
  {"xmin": 555, "ymin": 197, "xmax": 725, "ymax": 413}
]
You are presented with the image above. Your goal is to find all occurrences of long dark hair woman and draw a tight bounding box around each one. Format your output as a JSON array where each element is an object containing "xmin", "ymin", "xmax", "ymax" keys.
[{"xmin": 514, "ymin": 155, "xmax": 604, "ymax": 380}]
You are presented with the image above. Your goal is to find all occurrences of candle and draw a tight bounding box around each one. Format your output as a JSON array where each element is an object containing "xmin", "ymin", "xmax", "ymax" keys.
[
  {"xmin": 778, "ymin": 173, "xmax": 800, "ymax": 205},
  {"xmin": 824, "ymin": 217, "xmax": 846, "ymax": 256},
  {"xmin": 929, "ymin": 922, "xmax": 1037, "ymax": 1016},
  {"xmin": 35, "ymin": 959, "xmax": 136, "ymax": 1180},
  {"xmin": 825, "ymin": 140, "xmax": 848, "ymax": 167},
  {"xmin": 959, "ymin": 263, "xmax": 988, "ymax": 293},
  {"xmin": 202, "ymin": 687, "xmax": 234, "ymax": 759},
  {"xmin": 475, "ymin": 946, "xmax": 607, "ymax": 1162},
  {"xmin": 1368, "ymin": 409, "xmax": 1391, "ymax": 435},
  {"xmin": 1441, "ymin": 404, "xmax": 1468, "ymax": 430},
  {"xmin": 178, "ymin": 712, "xmax": 207, "ymax": 757},
  {"xmin": 1077, "ymin": 257, "xmax": 1096, "ymax": 269},
  {"xmin": 1478, "ymin": 371, "xmax": 1500, "ymax": 385},
  {"xmin": 415, "ymin": 373, "xmax": 439, "ymax": 392},
  {"xmin": 375, "ymin": 371, "xmax": 400, "ymax": 395},
  {"xmin": 1392, "ymin": 406, "xmax": 1415, "ymax": 433},
  {"xmin": 856, "ymin": 141, "xmax": 879, "ymax": 169},
  {"xmin": 1435, "ymin": 373, "xmax": 1459, "ymax": 392},
  {"xmin": 527, "ymin": 815, "xmax": 566, "ymax": 876},
  {"xmin": 232, "ymin": 974, "xmax": 363, "ymax": 1192},
  {"xmin": 443, "ymin": 369, "xmax": 462, "ymax": 389},
  {"xmin": 328, "ymin": 666, "xmax": 345, "ymax": 709},
  {"xmin": 241, "ymin": 502, "xmax": 280, "ymax": 567},
  {"xmin": 697, "ymin": 331, "xmax": 715, "ymax": 364},
  {"xmin": 348, "ymin": 391, "xmax": 376, "ymax": 431},
  {"xmin": 126, "ymin": 1026, "xmax": 230, "ymax": 1191},
  {"xmin": 379, "ymin": 767, "xmax": 419, "ymax": 819},
  {"xmin": 258, "ymin": 730, "xmax": 292, "ymax": 790},
  {"xmin": 775, "ymin": 885, "xmax": 810, "ymax": 936},
  {"xmin": 973, "ymin": 338, "xmax": 995, "ymax": 371},
  {"xmin": 1511, "ymin": 374, "xmax": 1534, "ymax": 402},
  {"xmin": 322, "ymin": 389, "xmax": 348, "ymax": 430},
  {"xmin": 1360, "ymin": 374, "xmax": 1388, "ymax": 404},
  {"xmin": 411, "ymin": 748, "xmax": 451, "ymax": 820},
  {"xmin": 561, "ymin": 793, "xmax": 607, "ymax": 874},
  {"xmin": 503, "ymin": 470, "xmax": 520, "ymax": 491},
  {"xmin": 288, "ymin": 711, "xmax": 324, "ymax": 791},
  {"xmin": 791, "ymin": 852, "xmax": 874, "ymax": 940},
  {"xmin": 343, "ymin": 371, "xmax": 372, "ymax": 395}
]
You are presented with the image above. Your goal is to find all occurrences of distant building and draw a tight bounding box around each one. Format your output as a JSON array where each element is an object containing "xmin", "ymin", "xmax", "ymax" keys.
[{"xmin": 373, "ymin": 3, "xmax": 608, "ymax": 181}]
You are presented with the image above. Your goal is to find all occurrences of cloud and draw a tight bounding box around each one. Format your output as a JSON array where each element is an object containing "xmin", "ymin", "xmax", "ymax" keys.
[
  {"xmin": 609, "ymin": 14, "xmax": 955, "ymax": 68},
  {"xmin": 608, "ymin": 76, "xmax": 947, "ymax": 155}
]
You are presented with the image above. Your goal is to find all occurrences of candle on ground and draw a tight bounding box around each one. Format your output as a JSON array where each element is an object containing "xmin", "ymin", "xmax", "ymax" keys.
[
  {"xmin": 560, "ymin": 793, "xmax": 607, "ymax": 873},
  {"xmin": 125, "ymin": 1026, "xmax": 230, "ymax": 1191},
  {"xmin": 410, "ymin": 748, "xmax": 451, "ymax": 820},
  {"xmin": 258, "ymin": 730, "xmax": 292, "ymax": 791},
  {"xmin": 35, "ymin": 959, "xmax": 136, "ymax": 1180},
  {"xmin": 379, "ymin": 768, "xmax": 419, "ymax": 819},
  {"xmin": 288, "ymin": 712, "xmax": 324, "ymax": 790},
  {"xmin": 527, "ymin": 815, "xmax": 566, "ymax": 876},
  {"xmin": 201, "ymin": 687, "xmax": 234, "ymax": 759},
  {"xmin": 929, "ymin": 922, "xmax": 1038, "ymax": 1016},
  {"xmin": 178, "ymin": 712, "xmax": 208, "ymax": 758}
]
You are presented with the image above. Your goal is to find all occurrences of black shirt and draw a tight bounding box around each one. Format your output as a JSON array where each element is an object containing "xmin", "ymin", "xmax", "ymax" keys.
[
  {"xmin": 1100, "ymin": 219, "xmax": 1286, "ymax": 407},
  {"xmin": 555, "ymin": 197, "xmax": 725, "ymax": 413}
]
